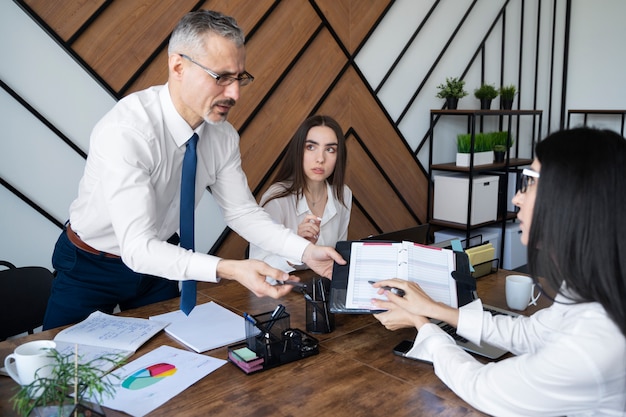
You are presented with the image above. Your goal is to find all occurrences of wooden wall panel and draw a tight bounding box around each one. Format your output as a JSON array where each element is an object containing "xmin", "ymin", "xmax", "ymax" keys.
[
  {"xmin": 72, "ymin": 1, "xmax": 196, "ymax": 92},
  {"xmin": 228, "ymin": 0, "xmax": 321, "ymax": 129},
  {"xmin": 315, "ymin": 0, "xmax": 392, "ymax": 53},
  {"xmin": 203, "ymin": 0, "xmax": 275, "ymax": 35},
  {"xmin": 240, "ymin": 29, "xmax": 347, "ymax": 188},
  {"xmin": 348, "ymin": 202, "xmax": 378, "ymax": 240},
  {"xmin": 23, "ymin": 0, "xmax": 106, "ymax": 41},
  {"xmin": 126, "ymin": 49, "xmax": 169, "ymax": 95},
  {"xmin": 345, "ymin": 139, "xmax": 417, "ymax": 232}
]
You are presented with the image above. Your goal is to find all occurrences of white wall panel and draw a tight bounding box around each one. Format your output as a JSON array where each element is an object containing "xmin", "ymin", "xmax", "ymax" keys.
[
  {"xmin": 0, "ymin": 187, "xmax": 58, "ymax": 269},
  {"xmin": 0, "ymin": 2, "xmax": 115, "ymax": 153}
]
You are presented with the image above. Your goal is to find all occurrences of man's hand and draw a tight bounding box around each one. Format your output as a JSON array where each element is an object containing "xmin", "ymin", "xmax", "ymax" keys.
[
  {"xmin": 216, "ymin": 259, "xmax": 301, "ymax": 298},
  {"xmin": 302, "ymin": 244, "xmax": 346, "ymax": 278}
]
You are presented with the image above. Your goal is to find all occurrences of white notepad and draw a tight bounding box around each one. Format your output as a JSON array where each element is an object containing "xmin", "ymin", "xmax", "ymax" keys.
[{"xmin": 149, "ymin": 301, "xmax": 246, "ymax": 353}]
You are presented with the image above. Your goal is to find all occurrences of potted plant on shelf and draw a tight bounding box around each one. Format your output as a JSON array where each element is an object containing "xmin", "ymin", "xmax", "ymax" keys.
[
  {"xmin": 493, "ymin": 145, "xmax": 507, "ymax": 163},
  {"xmin": 474, "ymin": 83, "xmax": 498, "ymax": 109},
  {"xmin": 499, "ymin": 84, "xmax": 517, "ymax": 109},
  {"xmin": 456, "ymin": 132, "xmax": 494, "ymax": 166},
  {"xmin": 436, "ymin": 77, "xmax": 468, "ymax": 110},
  {"xmin": 11, "ymin": 347, "xmax": 124, "ymax": 417},
  {"xmin": 491, "ymin": 130, "xmax": 514, "ymax": 163}
]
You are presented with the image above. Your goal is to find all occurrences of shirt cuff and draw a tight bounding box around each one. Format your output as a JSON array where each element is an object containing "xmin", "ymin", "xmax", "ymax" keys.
[
  {"xmin": 405, "ymin": 323, "xmax": 456, "ymax": 363},
  {"xmin": 456, "ymin": 298, "xmax": 484, "ymax": 346},
  {"xmin": 186, "ymin": 252, "xmax": 221, "ymax": 283}
]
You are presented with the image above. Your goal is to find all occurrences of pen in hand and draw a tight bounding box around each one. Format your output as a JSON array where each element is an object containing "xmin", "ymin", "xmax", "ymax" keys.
[
  {"xmin": 368, "ymin": 280, "xmax": 406, "ymax": 297},
  {"xmin": 276, "ymin": 280, "xmax": 308, "ymax": 289}
]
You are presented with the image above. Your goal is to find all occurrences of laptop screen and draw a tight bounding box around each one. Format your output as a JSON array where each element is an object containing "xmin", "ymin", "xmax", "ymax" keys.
[{"xmin": 363, "ymin": 224, "xmax": 429, "ymax": 245}]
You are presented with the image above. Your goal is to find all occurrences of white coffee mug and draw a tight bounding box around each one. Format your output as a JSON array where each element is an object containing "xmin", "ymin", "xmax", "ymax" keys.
[
  {"xmin": 4, "ymin": 340, "xmax": 56, "ymax": 386},
  {"xmin": 505, "ymin": 274, "xmax": 540, "ymax": 311}
]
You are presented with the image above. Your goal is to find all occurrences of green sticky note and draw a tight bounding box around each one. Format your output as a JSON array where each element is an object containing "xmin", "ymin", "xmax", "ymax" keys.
[{"xmin": 233, "ymin": 347, "xmax": 258, "ymax": 362}]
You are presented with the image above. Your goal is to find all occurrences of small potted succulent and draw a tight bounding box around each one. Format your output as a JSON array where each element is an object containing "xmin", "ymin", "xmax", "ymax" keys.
[
  {"xmin": 474, "ymin": 83, "xmax": 498, "ymax": 109},
  {"xmin": 499, "ymin": 84, "xmax": 517, "ymax": 110},
  {"xmin": 493, "ymin": 144, "xmax": 507, "ymax": 163},
  {"xmin": 436, "ymin": 77, "xmax": 468, "ymax": 110}
]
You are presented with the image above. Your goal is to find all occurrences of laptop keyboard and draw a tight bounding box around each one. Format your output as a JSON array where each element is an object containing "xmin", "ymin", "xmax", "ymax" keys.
[
  {"xmin": 484, "ymin": 306, "xmax": 508, "ymax": 316},
  {"xmin": 440, "ymin": 323, "xmax": 469, "ymax": 343}
]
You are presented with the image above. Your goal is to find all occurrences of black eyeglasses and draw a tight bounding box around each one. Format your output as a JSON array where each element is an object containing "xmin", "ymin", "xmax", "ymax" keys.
[
  {"xmin": 179, "ymin": 54, "xmax": 254, "ymax": 87},
  {"xmin": 518, "ymin": 168, "xmax": 540, "ymax": 193}
]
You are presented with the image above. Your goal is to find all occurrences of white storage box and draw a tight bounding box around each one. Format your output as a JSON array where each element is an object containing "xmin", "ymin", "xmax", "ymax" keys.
[
  {"xmin": 481, "ymin": 223, "xmax": 527, "ymax": 270},
  {"xmin": 433, "ymin": 174, "xmax": 499, "ymax": 225}
]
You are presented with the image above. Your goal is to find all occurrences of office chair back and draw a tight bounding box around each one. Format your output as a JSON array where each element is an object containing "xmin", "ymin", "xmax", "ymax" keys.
[{"xmin": 0, "ymin": 261, "xmax": 54, "ymax": 340}]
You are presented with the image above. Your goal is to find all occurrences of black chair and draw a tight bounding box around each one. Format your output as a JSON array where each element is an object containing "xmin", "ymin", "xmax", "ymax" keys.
[{"xmin": 0, "ymin": 261, "xmax": 54, "ymax": 341}]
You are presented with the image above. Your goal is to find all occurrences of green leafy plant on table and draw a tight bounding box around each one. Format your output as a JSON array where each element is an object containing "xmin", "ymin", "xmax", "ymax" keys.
[{"xmin": 11, "ymin": 347, "xmax": 124, "ymax": 417}]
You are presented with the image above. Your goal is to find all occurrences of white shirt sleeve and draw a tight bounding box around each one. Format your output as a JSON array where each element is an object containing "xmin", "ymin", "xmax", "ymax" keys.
[{"xmin": 406, "ymin": 299, "xmax": 626, "ymax": 416}]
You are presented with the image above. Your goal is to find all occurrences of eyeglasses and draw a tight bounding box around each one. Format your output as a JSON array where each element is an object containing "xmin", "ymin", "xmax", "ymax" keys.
[
  {"xmin": 518, "ymin": 168, "xmax": 540, "ymax": 193},
  {"xmin": 179, "ymin": 54, "xmax": 254, "ymax": 87}
]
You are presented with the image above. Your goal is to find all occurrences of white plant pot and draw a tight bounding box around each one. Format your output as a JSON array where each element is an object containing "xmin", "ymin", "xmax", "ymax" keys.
[{"xmin": 456, "ymin": 151, "xmax": 493, "ymax": 167}]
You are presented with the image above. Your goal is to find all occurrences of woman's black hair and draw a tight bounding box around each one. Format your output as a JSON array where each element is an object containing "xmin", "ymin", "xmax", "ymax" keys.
[
  {"xmin": 264, "ymin": 115, "xmax": 348, "ymax": 206},
  {"xmin": 528, "ymin": 127, "xmax": 626, "ymax": 336}
]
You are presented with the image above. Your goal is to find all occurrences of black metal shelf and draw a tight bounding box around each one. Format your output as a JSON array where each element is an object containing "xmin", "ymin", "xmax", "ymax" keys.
[{"xmin": 427, "ymin": 109, "xmax": 543, "ymax": 263}]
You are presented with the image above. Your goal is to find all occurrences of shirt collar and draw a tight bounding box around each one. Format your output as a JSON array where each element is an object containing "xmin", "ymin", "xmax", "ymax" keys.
[
  {"xmin": 295, "ymin": 182, "xmax": 337, "ymax": 219},
  {"xmin": 160, "ymin": 84, "xmax": 205, "ymax": 147}
]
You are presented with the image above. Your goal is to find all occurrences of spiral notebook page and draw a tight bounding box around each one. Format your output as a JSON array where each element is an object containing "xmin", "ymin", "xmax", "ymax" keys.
[{"xmin": 345, "ymin": 241, "xmax": 457, "ymax": 310}]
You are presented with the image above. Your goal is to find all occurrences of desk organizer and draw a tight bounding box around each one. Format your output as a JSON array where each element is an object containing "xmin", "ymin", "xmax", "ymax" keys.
[{"xmin": 228, "ymin": 309, "xmax": 319, "ymax": 374}]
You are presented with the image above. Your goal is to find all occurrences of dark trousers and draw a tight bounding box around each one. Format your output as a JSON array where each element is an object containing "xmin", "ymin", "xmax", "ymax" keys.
[{"xmin": 43, "ymin": 229, "xmax": 179, "ymax": 330}]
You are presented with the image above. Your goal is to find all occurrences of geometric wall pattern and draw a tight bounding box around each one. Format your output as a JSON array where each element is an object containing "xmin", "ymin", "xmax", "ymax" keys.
[{"xmin": 14, "ymin": 0, "xmax": 565, "ymax": 260}]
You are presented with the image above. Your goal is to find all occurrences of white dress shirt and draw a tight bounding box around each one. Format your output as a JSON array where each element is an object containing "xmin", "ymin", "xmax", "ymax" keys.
[
  {"xmin": 69, "ymin": 84, "xmax": 309, "ymax": 282},
  {"xmin": 406, "ymin": 292, "xmax": 626, "ymax": 416},
  {"xmin": 248, "ymin": 181, "xmax": 352, "ymax": 272}
]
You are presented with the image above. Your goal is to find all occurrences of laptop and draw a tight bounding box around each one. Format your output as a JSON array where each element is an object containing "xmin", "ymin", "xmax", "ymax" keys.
[
  {"xmin": 429, "ymin": 303, "xmax": 519, "ymax": 360},
  {"xmin": 362, "ymin": 224, "xmax": 429, "ymax": 244}
]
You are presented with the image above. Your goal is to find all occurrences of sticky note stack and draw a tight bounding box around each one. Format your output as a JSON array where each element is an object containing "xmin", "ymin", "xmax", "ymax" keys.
[
  {"xmin": 465, "ymin": 243, "xmax": 495, "ymax": 278},
  {"xmin": 228, "ymin": 346, "xmax": 264, "ymax": 374}
]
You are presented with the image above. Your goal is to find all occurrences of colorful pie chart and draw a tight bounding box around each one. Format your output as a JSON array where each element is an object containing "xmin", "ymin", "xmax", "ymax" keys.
[{"xmin": 121, "ymin": 363, "xmax": 177, "ymax": 390}]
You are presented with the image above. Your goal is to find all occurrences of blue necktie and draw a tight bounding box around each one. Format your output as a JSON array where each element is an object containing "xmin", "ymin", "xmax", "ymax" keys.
[{"xmin": 180, "ymin": 133, "xmax": 198, "ymax": 315}]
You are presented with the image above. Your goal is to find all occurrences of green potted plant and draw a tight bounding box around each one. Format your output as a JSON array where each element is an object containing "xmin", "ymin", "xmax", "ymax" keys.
[
  {"xmin": 436, "ymin": 77, "xmax": 468, "ymax": 109},
  {"xmin": 11, "ymin": 348, "xmax": 124, "ymax": 417},
  {"xmin": 499, "ymin": 84, "xmax": 517, "ymax": 109},
  {"xmin": 493, "ymin": 144, "xmax": 507, "ymax": 163},
  {"xmin": 490, "ymin": 131, "xmax": 514, "ymax": 163},
  {"xmin": 474, "ymin": 83, "xmax": 498, "ymax": 109},
  {"xmin": 456, "ymin": 132, "xmax": 494, "ymax": 166}
]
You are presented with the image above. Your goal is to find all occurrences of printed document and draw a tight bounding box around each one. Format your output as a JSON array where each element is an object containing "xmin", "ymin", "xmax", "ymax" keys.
[
  {"xmin": 97, "ymin": 345, "xmax": 226, "ymax": 417},
  {"xmin": 53, "ymin": 311, "xmax": 168, "ymax": 372}
]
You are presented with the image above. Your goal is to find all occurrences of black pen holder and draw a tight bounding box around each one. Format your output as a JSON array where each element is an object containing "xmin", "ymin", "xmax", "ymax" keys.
[
  {"xmin": 235, "ymin": 310, "xmax": 319, "ymax": 373},
  {"xmin": 245, "ymin": 311, "xmax": 291, "ymax": 367},
  {"xmin": 306, "ymin": 277, "xmax": 335, "ymax": 334}
]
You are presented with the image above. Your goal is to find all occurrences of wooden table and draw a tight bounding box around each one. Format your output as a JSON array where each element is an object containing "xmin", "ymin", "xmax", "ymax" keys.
[{"xmin": 0, "ymin": 270, "xmax": 552, "ymax": 417}]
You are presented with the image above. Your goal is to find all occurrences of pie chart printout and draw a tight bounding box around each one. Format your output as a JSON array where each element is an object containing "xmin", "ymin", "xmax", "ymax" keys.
[{"xmin": 122, "ymin": 363, "xmax": 177, "ymax": 390}]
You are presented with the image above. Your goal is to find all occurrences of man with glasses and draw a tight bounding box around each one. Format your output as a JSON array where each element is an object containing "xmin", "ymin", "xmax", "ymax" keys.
[{"xmin": 43, "ymin": 10, "xmax": 345, "ymax": 330}]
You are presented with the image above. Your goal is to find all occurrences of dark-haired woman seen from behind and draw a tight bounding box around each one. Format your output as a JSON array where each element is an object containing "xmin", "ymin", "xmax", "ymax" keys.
[
  {"xmin": 371, "ymin": 127, "xmax": 626, "ymax": 416},
  {"xmin": 250, "ymin": 115, "xmax": 351, "ymax": 276}
]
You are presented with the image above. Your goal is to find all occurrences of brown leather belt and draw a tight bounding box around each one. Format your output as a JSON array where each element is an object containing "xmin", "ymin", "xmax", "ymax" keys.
[{"xmin": 66, "ymin": 224, "xmax": 120, "ymax": 259}]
